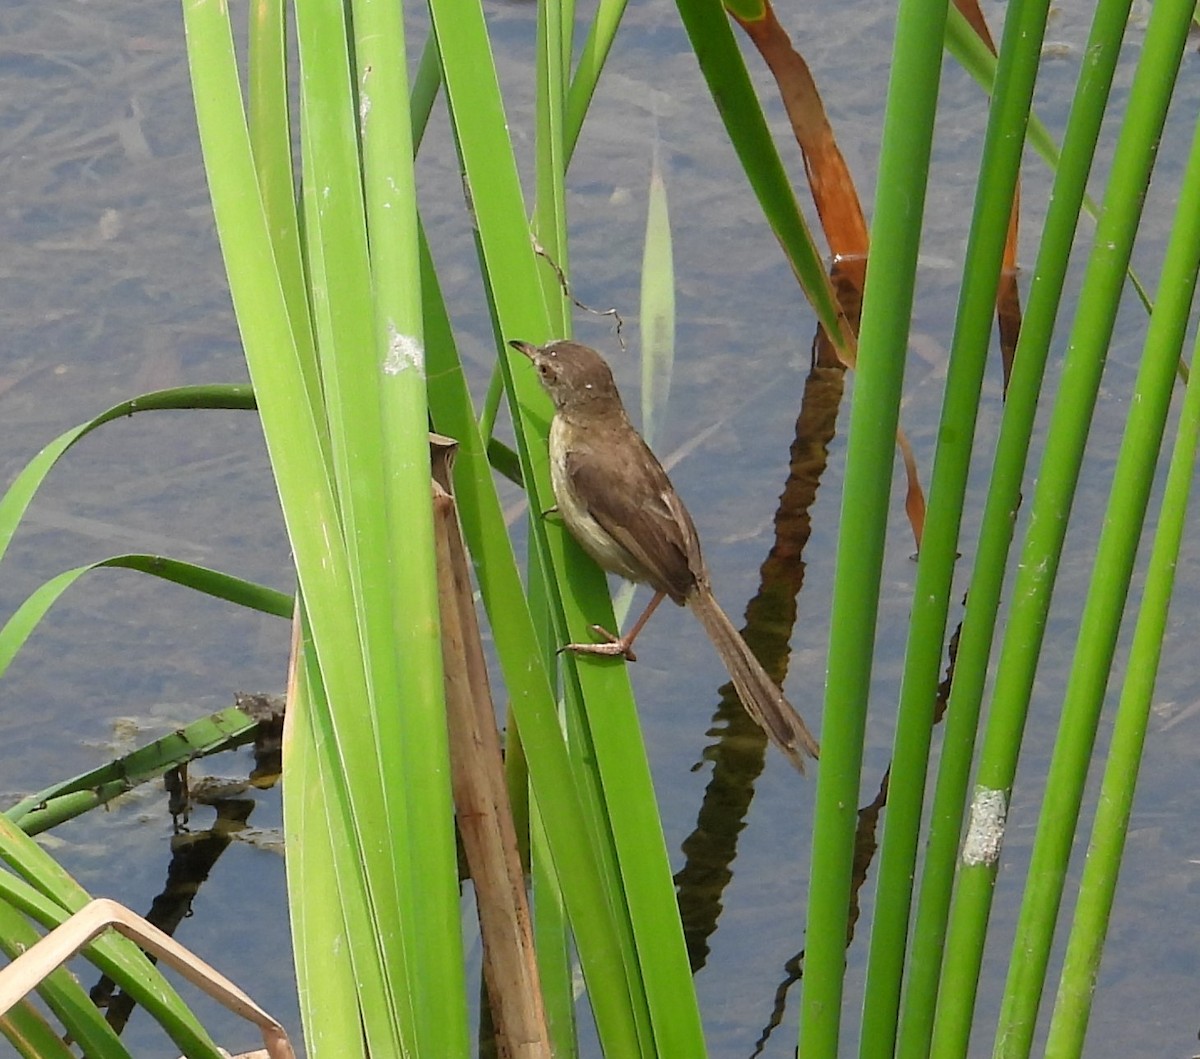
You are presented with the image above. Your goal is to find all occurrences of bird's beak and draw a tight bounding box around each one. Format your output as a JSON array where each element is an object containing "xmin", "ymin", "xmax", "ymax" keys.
[{"xmin": 508, "ymin": 339, "xmax": 538, "ymax": 360}]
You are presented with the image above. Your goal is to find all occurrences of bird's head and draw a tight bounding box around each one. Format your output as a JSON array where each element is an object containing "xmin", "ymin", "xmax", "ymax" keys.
[{"xmin": 509, "ymin": 339, "xmax": 621, "ymax": 413}]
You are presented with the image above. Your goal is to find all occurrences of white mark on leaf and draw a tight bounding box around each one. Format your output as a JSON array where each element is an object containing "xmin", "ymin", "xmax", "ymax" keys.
[
  {"xmin": 962, "ymin": 787, "xmax": 1007, "ymax": 866},
  {"xmin": 384, "ymin": 324, "xmax": 424, "ymax": 376}
]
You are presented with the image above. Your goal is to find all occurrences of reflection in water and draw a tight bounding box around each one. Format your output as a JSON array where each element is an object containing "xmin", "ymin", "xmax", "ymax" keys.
[
  {"xmin": 87, "ymin": 696, "xmax": 283, "ymax": 1036},
  {"xmin": 748, "ymin": 610, "xmax": 959, "ymax": 1056},
  {"xmin": 89, "ymin": 794, "xmax": 255, "ymax": 1032},
  {"xmin": 674, "ymin": 311, "xmax": 848, "ymax": 974},
  {"xmin": 673, "ymin": 259, "xmax": 951, "ymax": 1052},
  {"xmin": 747, "ymin": 772, "xmax": 889, "ymax": 1059}
]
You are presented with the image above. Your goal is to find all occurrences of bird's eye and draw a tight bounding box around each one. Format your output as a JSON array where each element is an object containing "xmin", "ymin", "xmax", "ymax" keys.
[{"xmin": 539, "ymin": 363, "xmax": 552, "ymax": 376}]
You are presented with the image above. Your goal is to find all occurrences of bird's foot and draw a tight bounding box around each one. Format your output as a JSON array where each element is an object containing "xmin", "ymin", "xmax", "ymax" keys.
[{"xmin": 560, "ymin": 625, "xmax": 638, "ymax": 662}]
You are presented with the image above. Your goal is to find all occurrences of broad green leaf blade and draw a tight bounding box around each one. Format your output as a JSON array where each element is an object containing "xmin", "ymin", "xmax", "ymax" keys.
[
  {"xmin": 183, "ymin": 5, "xmax": 415, "ymax": 1052},
  {"xmin": 0, "ymin": 556, "xmax": 290, "ymax": 680},
  {"xmin": 5, "ymin": 705, "xmax": 261, "ymax": 834},
  {"xmin": 640, "ymin": 148, "xmax": 676, "ymax": 450},
  {"xmin": 246, "ymin": 0, "xmax": 324, "ymax": 456},
  {"xmin": 534, "ymin": 0, "xmax": 570, "ymax": 336},
  {"xmin": 305, "ymin": 0, "xmax": 450, "ymax": 880},
  {"xmin": 0, "ymin": 898, "xmax": 132, "ymax": 1056},
  {"xmin": 421, "ymin": 232, "xmax": 626, "ymax": 1056},
  {"xmin": 283, "ymin": 622, "xmax": 371, "ymax": 1059},
  {"xmin": 0, "ymin": 995, "xmax": 88, "ymax": 1059},
  {"xmin": 0, "ymin": 387, "xmax": 255, "ymax": 573},
  {"xmin": 565, "ymin": 0, "xmax": 628, "ymax": 157},
  {"xmin": 0, "ymin": 901, "xmax": 133, "ymax": 1059},
  {"xmin": 430, "ymin": 0, "xmax": 706, "ymax": 1051},
  {"xmin": 673, "ymin": 0, "xmax": 850, "ymax": 360},
  {"xmin": 0, "ymin": 818, "xmax": 224, "ymax": 1059}
]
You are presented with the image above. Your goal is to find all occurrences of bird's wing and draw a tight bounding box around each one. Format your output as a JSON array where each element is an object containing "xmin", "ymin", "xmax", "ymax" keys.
[{"xmin": 565, "ymin": 433, "xmax": 701, "ymax": 603}]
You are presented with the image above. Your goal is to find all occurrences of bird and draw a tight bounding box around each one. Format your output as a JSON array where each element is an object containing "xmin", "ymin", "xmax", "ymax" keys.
[{"xmin": 509, "ymin": 338, "xmax": 819, "ymax": 772}]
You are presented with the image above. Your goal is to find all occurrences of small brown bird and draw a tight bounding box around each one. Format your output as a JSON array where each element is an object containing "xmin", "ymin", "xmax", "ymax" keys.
[{"xmin": 510, "ymin": 338, "xmax": 819, "ymax": 772}]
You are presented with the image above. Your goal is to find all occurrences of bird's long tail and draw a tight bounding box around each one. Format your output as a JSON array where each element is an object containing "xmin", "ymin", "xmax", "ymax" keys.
[{"xmin": 689, "ymin": 587, "xmax": 819, "ymax": 772}]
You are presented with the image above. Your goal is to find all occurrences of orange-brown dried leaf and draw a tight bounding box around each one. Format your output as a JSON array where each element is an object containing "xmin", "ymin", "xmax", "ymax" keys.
[{"xmin": 729, "ymin": 0, "xmax": 869, "ymax": 259}]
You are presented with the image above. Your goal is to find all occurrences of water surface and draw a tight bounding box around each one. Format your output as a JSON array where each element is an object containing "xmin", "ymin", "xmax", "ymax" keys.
[{"xmin": 2, "ymin": 0, "xmax": 1198, "ymax": 1056}]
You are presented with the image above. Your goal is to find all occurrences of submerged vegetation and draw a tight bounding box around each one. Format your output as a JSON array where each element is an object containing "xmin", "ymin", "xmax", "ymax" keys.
[{"xmin": 1, "ymin": 0, "xmax": 1198, "ymax": 1055}]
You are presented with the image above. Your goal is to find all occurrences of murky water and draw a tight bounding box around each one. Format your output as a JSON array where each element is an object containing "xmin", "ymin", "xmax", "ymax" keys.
[{"xmin": 2, "ymin": 0, "xmax": 1198, "ymax": 1056}]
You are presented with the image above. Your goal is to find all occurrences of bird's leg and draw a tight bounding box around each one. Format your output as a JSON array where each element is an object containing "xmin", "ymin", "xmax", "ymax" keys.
[{"xmin": 562, "ymin": 590, "xmax": 667, "ymax": 663}]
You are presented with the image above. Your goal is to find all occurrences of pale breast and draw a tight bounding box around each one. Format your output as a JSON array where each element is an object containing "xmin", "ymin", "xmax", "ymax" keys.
[{"xmin": 548, "ymin": 415, "xmax": 648, "ymax": 584}]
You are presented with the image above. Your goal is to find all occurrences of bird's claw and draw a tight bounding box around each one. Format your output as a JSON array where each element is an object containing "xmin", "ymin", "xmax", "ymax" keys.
[{"xmin": 559, "ymin": 624, "xmax": 638, "ymax": 662}]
